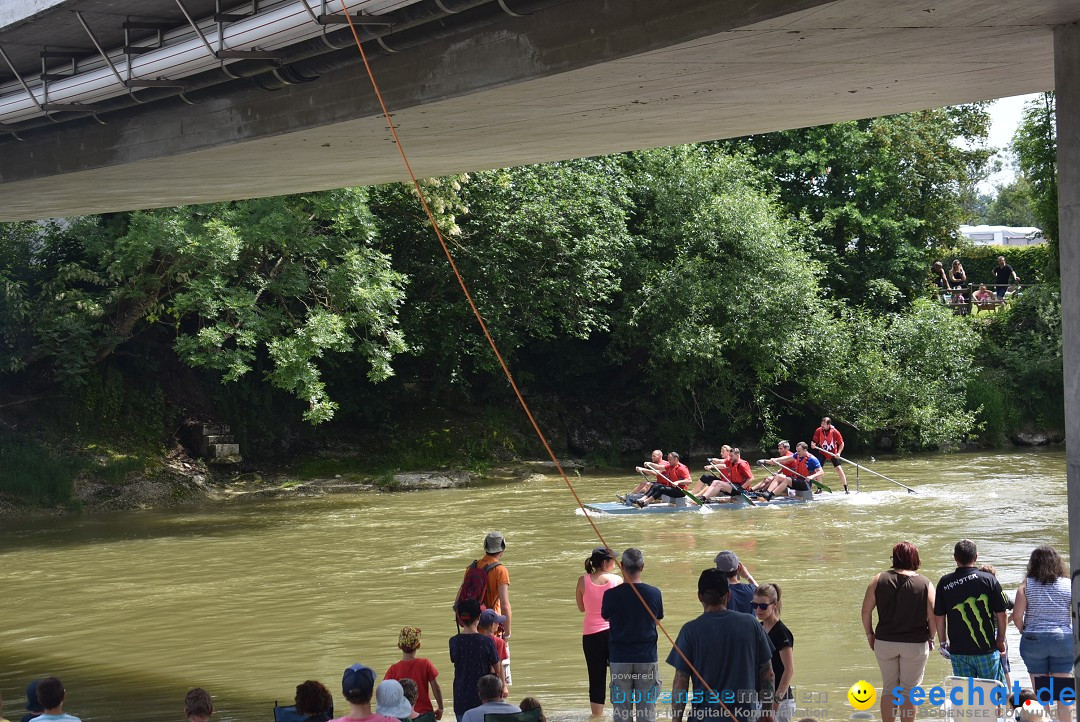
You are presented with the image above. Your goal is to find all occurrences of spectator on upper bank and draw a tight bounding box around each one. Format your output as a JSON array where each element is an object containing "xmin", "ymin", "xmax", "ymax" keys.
[
  {"xmin": 950, "ymin": 259, "xmax": 967, "ymax": 291},
  {"xmin": 932, "ymin": 261, "xmax": 950, "ymax": 290},
  {"xmin": 184, "ymin": 688, "xmax": 213, "ymax": 722},
  {"xmin": 992, "ymin": 255, "xmax": 1020, "ymax": 298},
  {"xmin": 714, "ymin": 550, "xmax": 758, "ymax": 614},
  {"xmin": 32, "ymin": 677, "xmax": 80, "ymax": 722}
]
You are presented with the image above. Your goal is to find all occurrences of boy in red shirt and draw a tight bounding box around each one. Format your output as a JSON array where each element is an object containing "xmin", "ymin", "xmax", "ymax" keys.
[
  {"xmin": 478, "ymin": 610, "xmax": 510, "ymax": 691},
  {"xmin": 385, "ymin": 626, "xmax": 444, "ymax": 719},
  {"xmin": 811, "ymin": 416, "xmax": 849, "ymax": 493}
]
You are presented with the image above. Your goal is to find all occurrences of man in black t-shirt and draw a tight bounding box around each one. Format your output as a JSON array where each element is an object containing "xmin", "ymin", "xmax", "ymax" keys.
[
  {"xmin": 992, "ymin": 256, "xmax": 1020, "ymax": 299},
  {"xmin": 934, "ymin": 539, "xmax": 1008, "ymax": 683}
]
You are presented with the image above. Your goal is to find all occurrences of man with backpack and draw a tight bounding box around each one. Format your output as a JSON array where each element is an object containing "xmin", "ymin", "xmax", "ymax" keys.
[{"xmin": 455, "ymin": 531, "xmax": 512, "ymax": 639}]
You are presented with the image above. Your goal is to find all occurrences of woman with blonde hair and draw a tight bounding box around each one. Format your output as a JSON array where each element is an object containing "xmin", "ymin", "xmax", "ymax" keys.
[{"xmin": 754, "ymin": 583, "xmax": 795, "ymax": 722}]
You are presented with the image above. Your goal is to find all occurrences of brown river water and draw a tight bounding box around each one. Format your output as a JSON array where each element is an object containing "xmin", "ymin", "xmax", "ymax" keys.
[{"xmin": 0, "ymin": 447, "xmax": 1068, "ymax": 721}]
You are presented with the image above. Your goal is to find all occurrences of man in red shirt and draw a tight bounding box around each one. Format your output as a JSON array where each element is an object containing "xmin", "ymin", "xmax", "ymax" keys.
[
  {"xmin": 702, "ymin": 448, "xmax": 754, "ymax": 498},
  {"xmin": 619, "ymin": 449, "xmax": 670, "ymax": 504},
  {"xmin": 811, "ymin": 417, "xmax": 849, "ymax": 493},
  {"xmin": 637, "ymin": 452, "xmax": 693, "ymax": 506},
  {"xmin": 752, "ymin": 441, "xmax": 795, "ymax": 492}
]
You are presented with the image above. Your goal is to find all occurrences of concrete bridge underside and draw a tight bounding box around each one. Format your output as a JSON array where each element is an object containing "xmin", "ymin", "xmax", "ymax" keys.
[{"xmin": 0, "ymin": 0, "xmax": 1072, "ymax": 221}]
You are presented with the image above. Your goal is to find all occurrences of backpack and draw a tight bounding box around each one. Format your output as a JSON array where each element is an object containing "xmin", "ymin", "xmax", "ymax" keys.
[{"xmin": 453, "ymin": 559, "xmax": 502, "ymax": 611}]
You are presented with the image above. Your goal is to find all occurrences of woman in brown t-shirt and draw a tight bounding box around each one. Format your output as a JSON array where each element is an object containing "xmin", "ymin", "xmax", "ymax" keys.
[{"xmin": 860, "ymin": 541, "xmax": 936, "ymax": 722}]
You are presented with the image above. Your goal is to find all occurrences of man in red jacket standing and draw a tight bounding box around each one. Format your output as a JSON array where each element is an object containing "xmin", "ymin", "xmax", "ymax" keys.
[{"xmin": 812, "ymin": 417, "xmax": 849, "ymax": 493}]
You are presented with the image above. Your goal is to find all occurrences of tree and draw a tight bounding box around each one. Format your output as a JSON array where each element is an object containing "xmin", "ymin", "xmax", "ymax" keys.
[
  {"xmin": 723, "ymin": 105, "xmax": 993, "ymax": 305},
  {"xmin": 1013, "ymin": 92, "xmax": 1057, "ymax": 271},
  {"xmin": 0, "ymin": 190, "xmax": 407, "ymax": 423},
  {"xmin": 985, "ymin": 176, "xmax": 1039, "ymax": 227}
]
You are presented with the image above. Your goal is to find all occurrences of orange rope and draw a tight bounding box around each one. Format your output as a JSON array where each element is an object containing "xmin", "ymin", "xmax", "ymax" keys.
[{"xmin": 336, "ymin": 6, "xmax": 743, "ymax": 718}]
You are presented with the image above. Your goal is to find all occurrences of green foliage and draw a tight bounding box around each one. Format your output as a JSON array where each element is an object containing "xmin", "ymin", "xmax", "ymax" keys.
[
  {"xmin": 614, "ymin": 145, "xmax": 825, "ymax": 428},
  {"xmin": 800, "ymin": 299, "xmax": 981, "ymax": 448},
  {"xmin": 724, "ymin": 105, "xmax": 993, "ymax": 304},
  {"xmin": 984, "ymin": 176, "xmax": 1040, "ymax": 227},
  {"xmin": 1013, "ymin": 92, "xmax": 1058, "ymax": 251},
  {"xmin": 2, "ymin": 190, "xmax": 407, "ymax": 424},
  {"xmin": 0, "ymin": 434, "xmax": 82, "ymax": 504}
]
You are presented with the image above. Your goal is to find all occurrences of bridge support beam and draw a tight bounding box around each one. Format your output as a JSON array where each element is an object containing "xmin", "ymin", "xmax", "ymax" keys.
[{"xmin": 1056, "ymin": 21, "xmax": 1080, "ymax": 688}]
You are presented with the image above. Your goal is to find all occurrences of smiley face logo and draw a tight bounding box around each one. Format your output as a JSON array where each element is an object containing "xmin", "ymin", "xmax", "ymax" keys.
[{"xmin": 848, "ymin": 680, "xmax": 877, "ymax": 710}]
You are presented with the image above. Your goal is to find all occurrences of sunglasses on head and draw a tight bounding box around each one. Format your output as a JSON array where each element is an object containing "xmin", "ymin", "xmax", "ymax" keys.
[{"xmin": 751, "ymin": 602, "xmax": 772, "ymax": 610}]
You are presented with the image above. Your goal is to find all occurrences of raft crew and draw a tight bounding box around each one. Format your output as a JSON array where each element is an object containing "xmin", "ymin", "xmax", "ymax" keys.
[
  {"xmin": 751, "ymin": 441, "xmax": 794, "ymax": 492},
  {"xmin": 759, "ymin": 443, "xmax": 822, "ymax": 499},
  {"xmin": 636, "ymin": 452, "xmax": 692, "ymax": 508},
  {"xmin": 619, "ymin": 450, "xmax": 669, "ymax": 503},
  {"xmin": 812, "ymin": 416, "xmax": 849, "ymax": 493},
  {"xmin": 701, "ymin": 448, "xmax": 754, "ymax": 499},
  {"xmin": 691, "ymin": 445, "xmax": 732, "ymax": 497}
]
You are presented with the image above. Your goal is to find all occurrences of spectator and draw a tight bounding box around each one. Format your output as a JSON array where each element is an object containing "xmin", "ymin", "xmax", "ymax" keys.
[
  {"xmin": 576, "ymin": 546, "xmax": 622, "ymax": 716},
  {"xmin": 713, "ymin": 550, "xmax": 757, "ymax": 614},
  {"xmin": 20, "ymin": 681, "xmax": 43, "ymax": 722},
  {"xmin": 32, "ymin": 677, "xmax": 80, "ymax": 722},
  {"xmin": 601, "ymin": 548, "xmax": 664, "ymax": 722},
  {"xmin": 518, "ymin": 698, "xmax": 545, "ymax": 722},
  {"xmin": 992, "ymin": 256, "xmax": 1020, "ymax": 299},
  {"xmin": 931, "ymin": 261, "xmax": 950, "ymax": 290},
  {"xmin": 449, "ymin": 599, "xmax": 498, "ymax": 722},
  {"xmin": 1013, "ymin": 546, "xmax": 1073, "ymax": 722},
  {"xmin": 330, "ymin": 664, "xmax": 399, "ymax": 722},
  {"xmin": 184, "ymin": 688, "xmax": 213, "ymax": 722},
  {"xmin": 754, "ymin": 584, "xmax": 795, "ymax": 722},
  {"xmin": 477, "ymin": 610, "xmax": 510, "ymax": 689},
  {"xmin": 385, "ymin": 626, "xmax": 443, "ymax": 720},
  {"xmin": 294, "ymin": 680, "xmax": 334, "ymax": 722},
  {"xmin": 667, "ymin": 569, "xmax": 774, "ymax": 722},
  {"xmin": 950, "ymin": 260, "xmax": 968, "ymax": 294},
  {"xmin": 978, "ymin": 564, "xmax": 1014, "ymax": 689},
  {"xmin": 376, "ymin": 680, "xmax": 414, "ymax": 722},
  {"xmin": 933, "ymin": 540, "xmax": 1008, "ymax": 685},
  {"xmin": 398, "ymin": 680, "xmax": 421, "ymax": 720},
  {"xmin": 973, "ymin": 284, "xmax": 996, "ymax": 312},
  {"xmin": 460, "ymin": 676, "xmax": 519, "ymax": 722},
  {"xmin": 479, "ymin": 532, "xmax": 512, "ymax": 638},
  {"xmin": 860, "ymin": 542, "xmax": 935, "ymax": 722}
]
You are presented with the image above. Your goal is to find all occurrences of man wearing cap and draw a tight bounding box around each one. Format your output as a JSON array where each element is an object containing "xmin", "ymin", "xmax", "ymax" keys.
[
  {"xmin": 667, "ymin": 570, "xmax": 774, "ymax": 722},
  {"xmin": 460, "ymin": 675, "xmax": 520, "ymax": 722},
  {"xmin": 602, "ymin": 548, "xmax": 664, "ymax": 722},
  {"xmin": 476, "ymin": 531, "xmax": 512, "ymax": 639},
  {"xmin": 331, "ymin": 664, "xmax": 399, "ymax": 722},
  {"xmin": 19, "ymin": 681, "xmax": 43, "ymax": 722},
  {"xmin": 714, "ymin": 551, "xmax": 758, "ymax": 615}
]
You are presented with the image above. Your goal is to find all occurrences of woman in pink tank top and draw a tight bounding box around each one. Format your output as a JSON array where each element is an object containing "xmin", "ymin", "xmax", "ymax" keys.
[{"xmin": 576, "ymin": 546, "xmax": 622, "ymax": 717}]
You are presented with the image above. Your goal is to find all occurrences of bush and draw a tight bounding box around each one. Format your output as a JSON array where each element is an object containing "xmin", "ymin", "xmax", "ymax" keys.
[{"xmin": 0, "ymin": 434, "xmax": 82, "ymax": 504}]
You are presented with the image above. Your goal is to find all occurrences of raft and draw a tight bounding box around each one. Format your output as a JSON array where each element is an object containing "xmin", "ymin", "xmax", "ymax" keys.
[{"xmin": 583, "ymin": 491, "xmax": 814, "ymax": 514}]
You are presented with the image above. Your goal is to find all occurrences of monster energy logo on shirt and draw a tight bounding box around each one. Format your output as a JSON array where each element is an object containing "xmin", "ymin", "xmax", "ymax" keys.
[{"xmin": 952, "ymin": 593, "xmax": 994, "ymax": 647}]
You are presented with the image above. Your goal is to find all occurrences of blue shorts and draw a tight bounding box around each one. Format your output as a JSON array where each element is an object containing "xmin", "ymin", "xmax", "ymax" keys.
[{"xmin": 1020, "ymin": 631, "xmax": 1073, "ymax": 675}]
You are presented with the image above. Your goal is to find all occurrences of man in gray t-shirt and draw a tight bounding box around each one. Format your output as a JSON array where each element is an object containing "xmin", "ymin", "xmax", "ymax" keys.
[{"xmin": 667, "ymin": 570, "xmax": 774, "ymax": 722}]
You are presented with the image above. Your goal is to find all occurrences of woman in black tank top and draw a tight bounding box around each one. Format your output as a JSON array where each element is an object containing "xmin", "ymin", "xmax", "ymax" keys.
[{"xmin": 860, "ymin": 541, "xmax": 936, "ymax": 722}]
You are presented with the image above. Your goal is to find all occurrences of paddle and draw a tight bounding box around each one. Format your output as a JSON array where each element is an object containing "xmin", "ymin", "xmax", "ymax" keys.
[
  {"xmin": 643, "ymin": 467, "xmax": 710, "ymax": 509},
  {"xmin": 812, "ymin": 445, "xmax": 916, "ymax": 494},
  {"xmin": 758, "ymin": 459, "xmax": 832, "ymax": 493}
]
